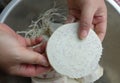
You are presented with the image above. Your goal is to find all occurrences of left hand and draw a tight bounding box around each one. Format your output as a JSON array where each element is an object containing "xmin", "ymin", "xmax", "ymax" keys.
[{"xmin": 0, "ymin": 24, "xmax": 50, "ymax": 77}]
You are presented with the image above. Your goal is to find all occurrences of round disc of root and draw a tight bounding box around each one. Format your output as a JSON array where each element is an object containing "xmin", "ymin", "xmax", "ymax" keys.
[{"xmin": 47, "ymin": 23, "xmax": 103, "ymax": 78}]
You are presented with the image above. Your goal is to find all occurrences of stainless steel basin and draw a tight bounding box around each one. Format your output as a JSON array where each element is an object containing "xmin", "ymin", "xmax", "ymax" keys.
[{"xmin": 0, "ymin": 0, "xmax": 120, "ymax": 83}]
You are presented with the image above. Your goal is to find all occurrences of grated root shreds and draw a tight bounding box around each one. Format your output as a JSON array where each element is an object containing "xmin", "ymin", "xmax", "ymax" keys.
[{"xmin": 17, "ymin": 7, "xmax": 66, "ymax": 39}]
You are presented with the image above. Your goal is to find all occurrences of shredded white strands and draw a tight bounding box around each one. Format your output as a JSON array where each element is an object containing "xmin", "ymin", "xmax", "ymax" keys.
[{"xmin": 17, "ymin": 7, "xmax": 66, "ymax": 38}]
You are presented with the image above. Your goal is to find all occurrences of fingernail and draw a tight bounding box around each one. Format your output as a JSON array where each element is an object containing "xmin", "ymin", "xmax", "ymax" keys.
[
  {"xmin": 80, "ymin": 30, "xmax": 88, "ymax": 39},
  {"xmin": 41, "ymin": 59, "xmax": 49, "ymax": 67}
]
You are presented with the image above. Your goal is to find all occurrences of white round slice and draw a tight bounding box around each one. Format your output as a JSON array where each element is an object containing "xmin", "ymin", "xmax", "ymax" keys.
[
  {"xmin": 47, "ymin": 22, "xmax": 103, "ymax": 78},
  {"xmin": 79, "ymin": 65, "xmax": 103, "ymax": 83}
]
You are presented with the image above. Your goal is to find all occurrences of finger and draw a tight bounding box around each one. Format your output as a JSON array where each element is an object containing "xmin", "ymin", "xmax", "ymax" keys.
[
  {"xmin": 10, "ymin": 64, "xmax": 51, "ymax": 77},
  {"xmin": 93, "ymin": 15, "xmax": 107, "ymax": 42},
  {"xmin": 19, "ymin": 48, "xmax": 49, "ymax": 67},
  {"xmin": 65, "ymin": 15, "xmax": 75, "ymax": 23},
  {"xmin": 79, "ymin": 5, "xmax": 95, "ymax": 39},
  {"xmin": 0, "ymin": 23, "xmax": 16, "ymax": 35},
  {"xmin": 68, "ymin": 10, "xmax": 80, "ymax": 19},
  {"xmin": 25, "ymin": 37, "xmax": 43, "ymax": 47},
  {"xmin": 68, "ymin": 9, "xmax": 81, "ymax": 21},
  {"xmin": 33, "ymin": 42, "xmax": 47, "ymax": 53}
]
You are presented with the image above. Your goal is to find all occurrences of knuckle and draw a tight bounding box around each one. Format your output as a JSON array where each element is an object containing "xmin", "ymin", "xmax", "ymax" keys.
[
  {"xmin": 80, "ymin": 21, "xmax": 91, "ymax": 29},
  {"xmin": 80, "ymin": 18, "xmax": 91, "ymax": 27},
  {"xmin": 33, "ymin": 55, "xmax": 40, "ymax": 64},
  {"xmin": 82, "ymin": 22, "xmax": 90, "ymax": 27}
]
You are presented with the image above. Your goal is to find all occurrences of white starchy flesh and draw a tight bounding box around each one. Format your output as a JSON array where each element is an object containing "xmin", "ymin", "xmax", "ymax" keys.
[
  {"xmin": 47, "ymin": 23, "xmax": 103, "ymax": 78},
  {"xmin": 77, "ymin": 65, "xmax": 103, "ymax": 83},
  {"xmin": 32, "ymin": 76, "xmax": 68, "ymax": 83},
  {"xmin": 32, "ymin": 65, "xmax": 103, "ymax": 83}
]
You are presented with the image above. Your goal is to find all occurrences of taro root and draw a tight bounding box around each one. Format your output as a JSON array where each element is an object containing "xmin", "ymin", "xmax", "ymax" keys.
[{"xmin": 47, "ymin": 23, "xmax": 103, "ymax": 78}]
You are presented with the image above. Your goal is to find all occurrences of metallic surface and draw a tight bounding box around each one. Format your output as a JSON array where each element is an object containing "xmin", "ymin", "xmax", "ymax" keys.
[{"xmin": 0, "ymin": 0, "xmax": 120, "ymax": 83}]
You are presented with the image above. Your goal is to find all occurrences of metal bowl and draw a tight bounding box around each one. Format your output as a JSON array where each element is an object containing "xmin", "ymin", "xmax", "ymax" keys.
[{"xmin": 0, "ymin": 0, "xmax": 120, "ymax": 83}]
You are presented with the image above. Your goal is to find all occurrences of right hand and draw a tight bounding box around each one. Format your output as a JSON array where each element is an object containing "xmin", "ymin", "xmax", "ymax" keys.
[
  {"xmin": 0, "ymin": 23, "xmax": 50, "ymax": 77},
  {"xmin": 67, "ymin": 0, "xmax": 107, "ymax": 41}
]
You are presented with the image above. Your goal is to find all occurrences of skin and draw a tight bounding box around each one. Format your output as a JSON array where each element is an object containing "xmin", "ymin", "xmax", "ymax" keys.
[
  {"xmin": 0, "ymin": 24, "xmax": 50, "ymax": 77},
  {"xmin": 67, "ymin": 0, "xmax": 107, "ymax": 41},
  {"xmin": 0, "ymin": 0, "xmax": 107, "ymax": 77}
]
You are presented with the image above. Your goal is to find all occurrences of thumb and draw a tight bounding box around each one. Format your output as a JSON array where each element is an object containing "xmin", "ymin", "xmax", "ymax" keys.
[
  {"xmin": 20, "ymin": 48, "xmax": 49, "ymax": 67},
  {"xmin": 79, "ymin": 5, "xmax": 95, "ymax": 39}
]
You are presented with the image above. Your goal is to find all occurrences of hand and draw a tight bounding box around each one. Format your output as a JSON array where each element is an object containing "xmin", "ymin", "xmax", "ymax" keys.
[
  {"xmin": 67, "ymin": 0, "xmax": 107, "ymax": 41},
  {"xmin": 0, "ymin": 24, "xmax": 50, "ymax": 77}
]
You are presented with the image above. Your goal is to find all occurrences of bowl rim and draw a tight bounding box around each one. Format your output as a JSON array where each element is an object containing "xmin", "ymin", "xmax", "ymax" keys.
[
  {"xmin": 107, "ymin": 0, "xmax": 120, "ymax": 14},
  {"xmin": 0, "ymin": 0, "xmax": 21, "ymax": 23},
  {"xmin": 0, "ymin": 0, "xmax": 120, "ymax": 23}
]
